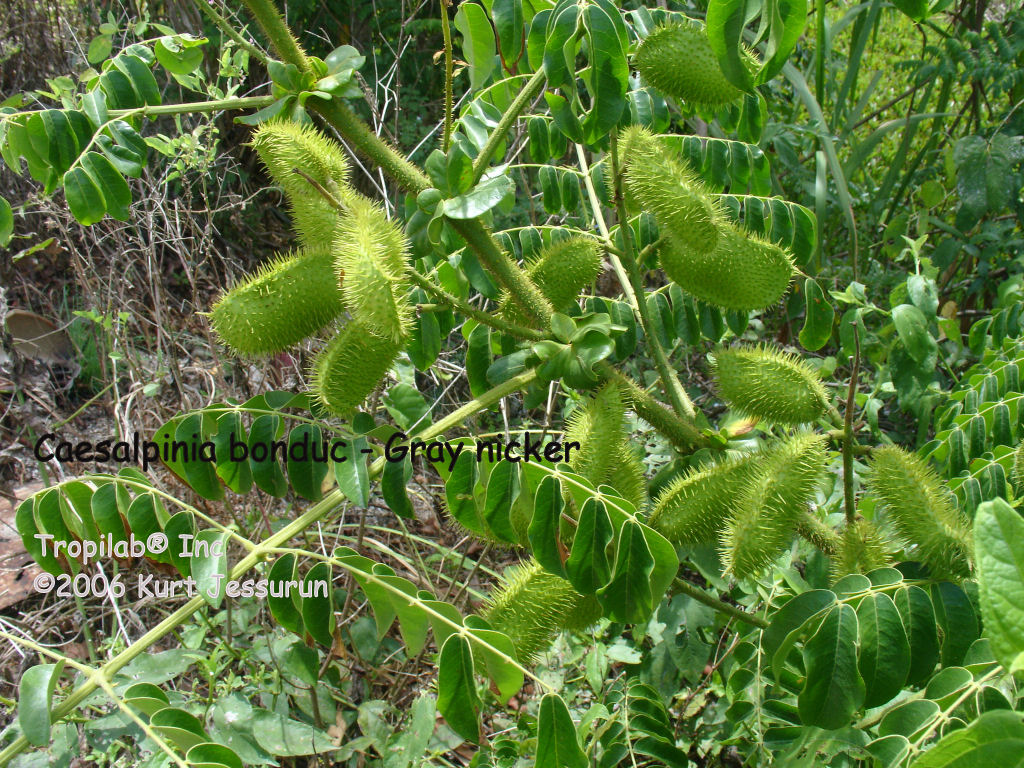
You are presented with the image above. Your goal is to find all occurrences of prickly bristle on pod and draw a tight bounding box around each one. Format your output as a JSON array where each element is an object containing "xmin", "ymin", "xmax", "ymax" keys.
[
  {"xmin": 661, "ymin": 220, "xmax": 796, "ymax": 311},
  {"xmin": 721, "ymin": 431, "xmax": 828, "ymax": 579},
  {"xmin": 209, "ymin": 248, "xmax": 345, "ymax": 355},
  {"xmin": 311, "ymin": 320, "xmax": 401, "ymax": 417},
  {"xmin": 333, "ymin": 193, "xmax": 412, "ymax": 342},
  {"xmin": 500, "ymin": 236, "xmax": 603, "ymax": 324},
  {"xmin": 249, "ymin": 121, "xmax": 350, "ymax": 247},
  {"xmin": 633, "ymin": 20, "xmax": 756, "ymax": 107},
  {"xmin": 647, "ymin": 451, "xmax": 766, "ymax": 546},
  {"xmin": 481, "ymin": 559, "xmax": 599, "ymax": 663},
  {"xmin": 831, "ymin": 519, "xmax": 891, "ymax": 581},
  {"xmin": 619, "ymin": 126, "xmax": 721, "ymax": 255},
  {"xmin": 1012, "ymin": 440, "xmax": 1024, "ymax": 496},
  {"xmin": 864, "ymin": 446, "xmax": 973, "ymax": 578},
  {"xmin": 711, "ymin": 344, "xmax": 829, "ymax": 426},
  {"xmin": 607, "ymin": 442, "xmax": 648, "ymax": 510}
]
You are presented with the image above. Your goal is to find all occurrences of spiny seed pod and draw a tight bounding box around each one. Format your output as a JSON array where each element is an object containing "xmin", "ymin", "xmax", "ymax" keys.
[
  {"xmin": 565, "ymin": 383, "xmax": 629, "ymax": 490},
  {"xmin": 865, "ymin": 446, "xmax": 973, "ymax": 579},
  {"xmin": 721, "ymin": 431, "xmax": 828, "ymax": 579},
  {"xmin": 528, "ymin": 236, "xmax": 603, "ymax": 312},
  {"xmin": 620, "ymin": 126, "xmax": 720, "ymax": 255},
  {"xmin": 634, "ymin": 20, "xmax": 756, "ymax": 107},
  {"xmin": 831, "ymin": 519, "xmax": 891, "ymax": 581},
  {"xmin": 501, "ymin": 236, "xmax": 603, "ymax": 324},
  {"xmin": 250, "ymin": 121, "xmax": 350, "ymax": 247},
  {"xmin": 711, "ymin": 344, "xmax": 829, "ymax": 426},
  {"xmin": 482, "ymin": 559, "xmax": 595, "ymax": 662},
  {"xmin": 1012, "ymin": 440, "xmax": 1024, "ymax": 496},
  {"xmin": 311, "ymin": 320, "xmax": 401, "ymax": 417},
  {"xmin": 209, "ymin": 248, "xmax": 344, "ymax": 355},
  {"xmin": 607, "ymin": 442, "xmax": 648, "ymax": 510},
  {"xmin": 661, "ymin": 221, "xmax": 795, "ymax": 311},
  {"xmin": 334, "ymin": 194, "xmax": 412, "ymax": 341},
  {"xmin": 648, "ymin": 451, "xmax": 765, "ymax": 546}
]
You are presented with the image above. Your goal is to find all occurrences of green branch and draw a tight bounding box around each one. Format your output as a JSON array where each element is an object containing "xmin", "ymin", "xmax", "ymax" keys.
[
  {"xmin": 672, "ymin": 578, "xmax": 769, "ymax": 629},
  {"xmin": 439, "ymin": 0, "xmax": 454, "ymax": 152},
  {"xmin": 598, "ymin": 363, "xmax": 709, "ymax": 451},
  {"xmin": 470, "ymin": 69, "xmax": 546, "ymax": 186},
  {"xmin": 406, "ymin": 269, "xmax": 545, "ymax": 341}
]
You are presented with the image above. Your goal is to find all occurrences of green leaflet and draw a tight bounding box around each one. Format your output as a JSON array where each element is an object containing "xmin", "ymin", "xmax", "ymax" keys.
[{"xmin": 974, "ymin": 498, "xmax": 1024, "ymax": 674}]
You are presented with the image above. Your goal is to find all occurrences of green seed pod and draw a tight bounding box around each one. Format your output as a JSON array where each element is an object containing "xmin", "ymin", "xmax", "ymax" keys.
[
  {"xmin": 865, "ymin": 446, "xmax": 973, "ymax": 579},
  {"xmin": 634, "ymin": 20, "xmax": 755, "ymax": 107},
  {"xmin": 527, "ymin": 236, "xmax": 603, "ymax": 312},
  {"xmin": 333, "ymin": 194, "xmax": 412, "ymax": 342},
  {"xmin": 482, "ymin": 559, "xmax": 594, "ymax": 662},
  {"xmin": 607, "ymin": 442, "xmax": 648, "ymax": 510},
  {"xmin": 565, "ymin": 383, "xmax": 628, "ymax": 488},
  {"xmin": 620, "ymin": 126, "xmax": 720, "ymax": 255},
  {"xmin": 831, "ymin": 519, "xmax": 891, "ymax": 581},
  {"xmin": 661, "ymin": 221, "xmax": 796, "ymax": 311},
  {"xmin": 721, "ymin": 431, "xmax": 828, "ymax": 579},
  {"xmin": 711, "ymin": 344, "xmax": 829, "ymax": 426},
  {"xmin": 209, "ymin": 248, "xmax": 345, "ymax": 355},
  {"xmin": 647, "ymin": 451, "xmax": 765, "ymax": 546},
  {"xmin": 250, "ymin": 121, "xmax": 350, "ymax": 247},
  {"xmin": 311, "ymin": 320, "xmax": 401, "ymax": 417},
  {"xmin": 500, "ymin": 236, "xmax": 603, "ymax": 325}
]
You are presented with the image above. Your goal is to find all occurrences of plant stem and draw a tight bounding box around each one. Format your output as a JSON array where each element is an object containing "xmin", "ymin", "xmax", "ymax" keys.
[
  {"xmin": 795, "ymin": 510, "xmax": 841, "ymax": 555},
  {"xmin": 672, "ymin": 578, "xmax": 769, "ymax": 629},
  {"xmin": 843, "ymin": 323, "xmax": 861, "ymax": 525},
  {"xmin": 470, "ymin": 69, "xmax": 546, "ymax": 186},
  {"xmin": 192, "ymin": 0, "xmax": 270, "ymax": 65},
  {"xmin": 0, "ymin": 369, "xmax": 543, "ymax": 766},
  {"xmin": 237, "ymin": 0, "xmax": 309, "ymax": 71},
  {"xmin": 406, "ymin": 269, "xmax": 544, "ymax": 340},
  {"xmin": 439, "ymin": 0, "xmax": 454, "ymax": 153},
  {"xmin": 108, "ymin": 95, "xmax": 277, "ymax": 119},
  {"xmin": 598, "ymin": 363, "xmax": 709, "ymax": 451}
]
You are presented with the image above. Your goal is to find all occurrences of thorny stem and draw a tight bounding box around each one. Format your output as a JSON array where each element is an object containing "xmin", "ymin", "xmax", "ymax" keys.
[
  {"xmin": 843, "ymin": 323, "xmax": 861, "ymax": 525},
  {"xmin": 470, "ymin": 70, "xmax": 547, "ymax": 186},
  {"xmin": 191, "ymin": 0, "xmax": 270, "ymax": 65},
  {"xmin": 795, "ymin": 510, "xmax": 841, "ymax": 555},
  {"xmin": 439, "ymin": 0, "xmax": 454, "ymax": 152},
  {"xmin": 406, "ymin": 269, "xmax": 545, "ymax": 341},
  {"xmin": 598, "ymin": 364, "xmax": 709, "ymax": 451},
  {"xmin": 672, "ymin": 578, "xmax": 769, "ymax": 629}
]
